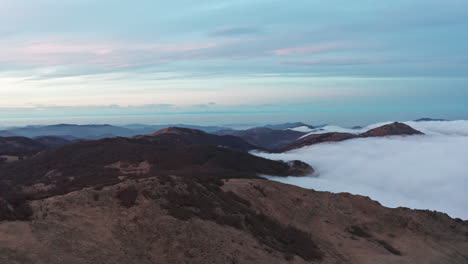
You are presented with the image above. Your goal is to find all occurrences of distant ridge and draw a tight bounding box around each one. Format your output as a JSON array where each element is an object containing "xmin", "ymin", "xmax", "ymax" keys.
[
  {"xmin": 3, "ymin": 124, "xmax": 134, "ymax": 139},
  {"xmin": 414, "ymin": 118, "xmax": 448, "ymax": 122},
  {"xmin": 135, "ymin": 127, "xmax": 260, "ymax": 152},
  {"xmin": 0, "ymin": 131, "xmax": 16, "ymax": 137},
  {"xmin": 216, "ymin": 127, "xmax": 306, "ymax": 150},
  {"xmin": 0, "ymin": 124, "xmax": 231, "ymax": 139},
  {"xmin": 0, "ymin": 136, "xmax": 47, "ymax": 156},
  {"xmin": 282, "ymin": 122, "xmax": 424, "ymax": 151}
]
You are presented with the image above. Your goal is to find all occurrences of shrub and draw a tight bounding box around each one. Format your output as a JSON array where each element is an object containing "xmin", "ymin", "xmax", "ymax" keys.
[{"xmin": 116, "ymin": 186, "xmax": 138, "ymax": 208}]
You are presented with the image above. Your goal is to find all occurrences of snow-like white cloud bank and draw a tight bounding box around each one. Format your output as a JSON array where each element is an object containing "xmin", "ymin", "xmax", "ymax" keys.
[
  {"xmin": 255, "ymin": 120, "xmax": 468, "ymax": 220},
  {"xmin": 287, "ymin": 126, "xmax": 315, "ymax": 133},
  {"xmin": 297, "ymin": 120, "xmax": 468, "ymax": 138}
]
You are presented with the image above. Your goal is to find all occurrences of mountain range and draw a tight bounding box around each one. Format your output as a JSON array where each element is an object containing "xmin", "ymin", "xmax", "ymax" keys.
[
  {"xmin": 0, "ymin": 122, "xmax": 427, "ymax": 160},
  {"xmin": 1, "ymin": 121, "xmax": 467, "ymax": 263},
  {"xmin": 0, "ymin": 123, "xmax": 467, "ymax": 263}
]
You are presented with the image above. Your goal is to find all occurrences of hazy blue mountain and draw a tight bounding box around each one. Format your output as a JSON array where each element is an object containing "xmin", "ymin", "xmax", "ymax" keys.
[
  {"xmin": 0, "ymin": 131, "xmax": 16, "ymax": 137},
  {"xmin": 6, "ymin": 124, "xmax": 134, "ymax": 139},
  {"xmin": 414, "ymin": 118, "xmax": 449, "ymax": 122}
]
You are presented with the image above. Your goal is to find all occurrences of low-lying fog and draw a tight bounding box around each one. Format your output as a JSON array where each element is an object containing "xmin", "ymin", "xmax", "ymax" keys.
[{"xmin": 256, "ymin": 121, "xmax": 468, "ymax": 220}]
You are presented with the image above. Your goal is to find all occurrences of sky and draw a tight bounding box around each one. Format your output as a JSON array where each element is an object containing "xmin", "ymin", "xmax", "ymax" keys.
[{"xmin": 1, "ymin": 0, "xmax": 468, "ymax": 126}]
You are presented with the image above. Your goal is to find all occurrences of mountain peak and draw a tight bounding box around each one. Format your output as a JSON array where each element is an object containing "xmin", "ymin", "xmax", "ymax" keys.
[{"xmin": 361, "ymin": 122, "xmax": 423, "ymax": 137}]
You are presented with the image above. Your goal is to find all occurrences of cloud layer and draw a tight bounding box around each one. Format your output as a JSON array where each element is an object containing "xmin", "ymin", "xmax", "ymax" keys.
[
  {"xmin": 1, "ymin": 0, "xmax": 468, "ymax": 117},
  {"xmin": 256, "ymin": 120, "xmax": 468, "ymax": 220}
]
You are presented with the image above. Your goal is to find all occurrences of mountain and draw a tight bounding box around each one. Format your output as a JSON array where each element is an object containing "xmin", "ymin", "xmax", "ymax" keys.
[
  {"xmin": 0, "ymin": 122, "xmax": 320, "ymax": 141},
  {"xmin": 0, "ymin": 136, "xmax": 79, "ymax": 160},
  {"xmin": 215, "ymin": 127, "xmax": 306, "ymax": 150},
  {"xmin": 0, "ymin": 132, "xmax": 312, "ymax": 215},
  {"xmin": 135, "ymin": 127, "xmax": 260, "ymax": 151},
  {"xmin": 0, "ymin": 126, "xmax": 467, "ymax": 263},
  {"xmin": 264, "ymin": 122, "xmax": 314, "ymax": 130},
  {"xmin": 283, "ymin": 122, "xmax": 424, "ymax": 151},
  {"xmin": 124, "ymin": 124, "xmax": 231, "ymax": 134},
  {"xmin": 361, "ymin": 122, "xmax": 424, "ymax": 137},
  {"xmin": 282, "ymin": 132, "xmax": 358, "ymax": 151},
  {"xmin": 0, "ymin": 131, "xmax": 16, "ymax": 137},
  {"xmin": 33, "ymin": 136, "xmax": 74, "ymax": 148},
  {"xmin": 414, "ymin": 118, "xmax": 448, "ymax": 122},
  {"xmin": 5, "ymin": 124, "xmax": 134, "ymax": 139},
  {"xmin": 0, "ymin": 137, "xmax": 47, "ymax": 156}
]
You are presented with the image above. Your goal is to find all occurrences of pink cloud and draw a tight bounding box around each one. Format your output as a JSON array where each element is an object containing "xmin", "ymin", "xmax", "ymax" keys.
[{"xmin": 0, "ymin": 38, "xmax": 226, "ymax": 68}]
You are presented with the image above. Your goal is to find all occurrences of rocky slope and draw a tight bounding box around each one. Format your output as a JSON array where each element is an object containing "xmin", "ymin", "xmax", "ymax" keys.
[
  {"xmin": 0, "ymin": 177, "xmax": 466, "ymax": 264},
  {"xmin": 282, "ymin": 122, "xmax": 423, "ymax": 151}
]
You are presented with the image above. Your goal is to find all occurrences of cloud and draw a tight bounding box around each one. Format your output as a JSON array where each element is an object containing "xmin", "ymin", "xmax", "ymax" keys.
[
  {"xmin": 0, "ymin": 38, "xmax": 225, "ymax": 69},
  {"xmin": 299, "ymin": 120, "xmax": 468, "ymax": 138},
  {"xmin": 279, "ymin": 58, "xmax": 408, "ymax": 66},
  {"xmin": 272, "ymin": 42, "xmax": 358, "ymax": 56},
  {"xmin": 255, "ymin": 120, "xmax": 468, "ymax": 220},
  {"xmin": 211, "ymin": 27, "xmax": 261, "ymax": 37},
  {"xmin": 1, "ymin": 0, "xmax": 468, "ymax": 111}
]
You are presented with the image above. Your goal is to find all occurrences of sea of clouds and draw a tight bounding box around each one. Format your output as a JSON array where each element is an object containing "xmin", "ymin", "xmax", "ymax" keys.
[{"xmin": 256, "ymin": 120, "xmax": 468, "ymax": 220}]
